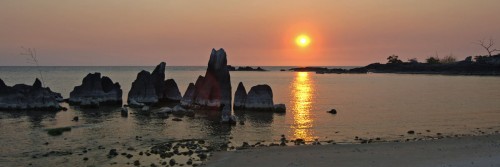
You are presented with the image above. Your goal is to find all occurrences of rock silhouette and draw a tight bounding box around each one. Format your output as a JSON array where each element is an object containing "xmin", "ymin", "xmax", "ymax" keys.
[
  {"xmin": 127, "ymin": 62, "xmax": 182, "ymax": 107},
  {"xmin": 0, "ymin": 78, "xmax": 63, "ymax": 111},
  {"xmin": 181, "ymin": 48, "xmax": 233, "ymax": 121},
  {"xmin": 245, "ymin": 84, "xmax": 274, "ymax": 111},
  {"xmin": 233, "ymin": 82, "xmax": 247, "ymax": 110},
  {"xmin": 69, "ymin": 73, "xmax": 122, "ymax": 108}
]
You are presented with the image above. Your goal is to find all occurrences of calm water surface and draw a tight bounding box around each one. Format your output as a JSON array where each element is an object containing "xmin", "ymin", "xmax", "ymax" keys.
[{"xmin": 1, "ymin": 66, "xmax": 500, "ymax": 166}]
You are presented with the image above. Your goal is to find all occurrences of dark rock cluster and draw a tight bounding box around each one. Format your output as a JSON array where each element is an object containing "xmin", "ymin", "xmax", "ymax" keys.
[
  {"xmin": 233, "ymin": 82, "xmax": 286, "ymax": 112},
  {"xmin": 0, "ymin": 78, "xmax": 63, "ymax": 111},
  {"xmin": 180, "ymin": 48, "xmax": 233, "ymax": 121},
  {"xmin": 68, "ymin": 73, "xmax": 122, "ymax": 108},
  {"xmin": 128, "ymin": 62, "xmax": 182, "ymax": 107}
]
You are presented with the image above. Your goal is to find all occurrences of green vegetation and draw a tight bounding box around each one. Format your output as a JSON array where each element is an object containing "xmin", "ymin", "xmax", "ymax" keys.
[{"xmin": 47, "ymin": 127, "xmax": 72, "ymax": 136}]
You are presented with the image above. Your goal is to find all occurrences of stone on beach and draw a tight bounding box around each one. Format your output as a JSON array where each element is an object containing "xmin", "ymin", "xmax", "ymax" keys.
[
  {"xmin": 0, "ymin": 78, "xmax": 63, "ymax": 111},
  {"xmin": 69, "ymin": 73, "xmax": 122, "ymax": 108}
]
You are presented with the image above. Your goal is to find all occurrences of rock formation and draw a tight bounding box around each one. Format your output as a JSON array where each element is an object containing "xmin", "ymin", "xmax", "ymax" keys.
[
  {"xmin": 127, "ymin": 62, "xmax": 182, "ymax": 107},
  {"xmin": 273, "ymin": 104, "xmax": 286, "ymax": 113},
  {"xmin": 163, "ymin": 79, "xmax": 182, "ymax": 101},
  {"xmin": 0, "ymin": 78, "xmax": 63, "ymax": 111},
  {"xmin": 181, "ymin": 83, "xmax": 196, "ymax": 106},
  {"xmin": 68, "ymin": 73, "xmax": 122, "ymax": 107},
  {"xmin": 182, "ymin": 49, "xmax": 232, "ymax": 120},
  {"xmin": 245, "ymin": 84, "xmax": 274, "ymax": 111},
  {"xmin": 233, "ymin": 82, "xmax": 247, "ymax": 110}
]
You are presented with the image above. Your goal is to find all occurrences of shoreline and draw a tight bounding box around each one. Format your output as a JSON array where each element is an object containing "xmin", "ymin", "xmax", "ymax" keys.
[{"xmin": 205, "ymin": 134, "xmax": 500, "ymax": 167}]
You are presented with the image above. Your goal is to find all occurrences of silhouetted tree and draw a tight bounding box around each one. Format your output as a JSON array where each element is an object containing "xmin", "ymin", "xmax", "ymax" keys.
[
  {"xmin": 426, "ymin": 56, "xmax": 440, "ymax": 64},
  {"xmin": 475, "ymin": 38, "xmax": 499, "ymax": 56},
  {"xmin": 407, "ymin": 58, "xmax": 419, "ymax": 64},
  {"xmin": 464, "ymin": 56, "xmax": 473, "ymax": 63},
  {"xmin": 440, "ymin": 54, "xmax": 457, "ymax": 64},
  {"xmin": 387, "ymin": 55, "xmax": 403, "ymax": 64},
  {"xmin": 19, "ymin": 47, "xmax": 45, "ymax": 87}
]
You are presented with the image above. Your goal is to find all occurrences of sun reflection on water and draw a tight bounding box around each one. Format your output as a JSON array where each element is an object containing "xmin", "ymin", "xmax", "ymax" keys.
[{"xmin": 290, "ymin": 72, "xmax": 316, "ymax": 141}]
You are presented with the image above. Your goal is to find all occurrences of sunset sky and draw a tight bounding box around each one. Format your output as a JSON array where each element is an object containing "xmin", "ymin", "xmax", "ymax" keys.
[{"xmin": 1, "ymin": 0, "xmax": 500, "ymax": 66}]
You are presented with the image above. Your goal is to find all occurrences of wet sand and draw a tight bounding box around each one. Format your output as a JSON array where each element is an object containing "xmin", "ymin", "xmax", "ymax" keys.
[{"xmin": 205, "ymin": 134, "xmax": 500, "ymax": 167}]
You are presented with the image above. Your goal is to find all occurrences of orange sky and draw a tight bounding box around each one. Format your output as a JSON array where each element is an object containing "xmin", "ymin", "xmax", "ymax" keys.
[{"xmin": 1, "ymin": 0, "xmax": 500, "ymax": 66}]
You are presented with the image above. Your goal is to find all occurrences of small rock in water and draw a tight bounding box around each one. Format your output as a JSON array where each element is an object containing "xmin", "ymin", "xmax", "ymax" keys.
[
  {"xmin": 126, "ymin": 154, "xmax": 133, "ymax": 159},
  {"xmin": 121, "ymin": 107, "xmax": 128, "ymax": 117},
  {"xmin": 407, "ymin": 130, "xmax": 415, "ymax": 134},
  {"xmin": 72, "ymin": 116, "xmax": 79, "ymax": 121},
  {"xmin": 108, "ymin": 149, "xmax": 118, "ymax": 158},
  {"xmin": 141, "ymin": 106, "xmax": 150, "ymax": 112},
  {"xmin": 187, "ymin": 159, "xmax": 193, "ymax": 165},
  {"xmin": 327, "ymin": 109, "xmax": 337, "ymax": 114},
  {"xmin": 83, "ymin": 157, "xmax": 88, "ymax": 161},
  {"xmin": 312, "ymin": 139, "xmax": 321, "ymax": 145},
  {"xmin": 273, "ymin": 104, "xmax": 286, "ymax": 113},
  {"xmin": 198, "ymin": 153, "xmax": 207, "ymax": 160},
  {"xmin": 172, "ymin": 118, "xmax": 182, "ymax": 121},
  {"xmin": 294, "ymin": 139, "xmax": 305, "ymax": 145},
  {"xmin": 134, "ymin": 160, "xmax": 140, "ymax": 166},
  {"xmin": 169, "ymin": 159, "xmax": 176, "ymax": 166}
]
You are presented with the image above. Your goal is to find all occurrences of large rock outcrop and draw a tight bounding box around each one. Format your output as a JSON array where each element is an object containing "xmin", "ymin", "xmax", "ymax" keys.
[
  {"xmin": 69, "ymin": 73, "xmax": 122, "ymax": 107},
  {"xmin": 233, "ymin": 82, "xmax": 247, "ymax": 110},
  {"xmin": 245, "ymin": 84, "xmax": 274, "ymax": 111},
  {"xmin": 182, "ymin": 49, "xmax": 232, "ymax": 120},
  {"xmin": 127, "ymin": 62, "xmax": 181, "ymax": 107},
  {"xmin": 0, "ymin": 78, "xmax": 63, "ymax": 111}
]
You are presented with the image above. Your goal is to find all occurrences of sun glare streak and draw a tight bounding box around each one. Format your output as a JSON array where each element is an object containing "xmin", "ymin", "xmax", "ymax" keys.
[{"xmin": 290, "ymin": 72, "xmax": 316, "ymax": 141}]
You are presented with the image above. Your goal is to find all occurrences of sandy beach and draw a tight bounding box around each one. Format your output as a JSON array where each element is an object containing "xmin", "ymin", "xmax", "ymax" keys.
[{"xmin": 205, "ymin": 135, "xmax": 500, "ymax": 167}]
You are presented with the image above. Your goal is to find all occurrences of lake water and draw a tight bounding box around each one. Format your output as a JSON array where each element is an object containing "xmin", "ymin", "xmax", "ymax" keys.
[{"xmin": 1, "ymin": 66, "xmax": 500, "ymax": 166}]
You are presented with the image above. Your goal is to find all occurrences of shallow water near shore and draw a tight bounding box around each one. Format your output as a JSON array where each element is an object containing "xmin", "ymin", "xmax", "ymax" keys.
[{"xmin": 1, "ymin": 66, "xmax": 500, "ymax": 166}]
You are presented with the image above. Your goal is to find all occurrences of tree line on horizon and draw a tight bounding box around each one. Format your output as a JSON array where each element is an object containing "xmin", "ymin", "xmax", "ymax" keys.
[{"xmin": 384, "ymin": 38, "xmax": 500, "ymax": 65}]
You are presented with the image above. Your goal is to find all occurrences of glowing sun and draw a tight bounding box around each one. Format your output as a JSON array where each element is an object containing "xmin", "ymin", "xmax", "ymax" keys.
[{"xmin": 295, "ymin": 34, "xmax": 311, "ymax": 47}]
